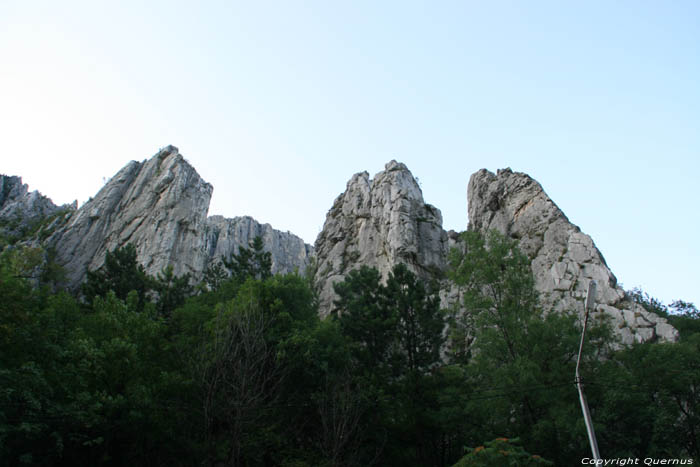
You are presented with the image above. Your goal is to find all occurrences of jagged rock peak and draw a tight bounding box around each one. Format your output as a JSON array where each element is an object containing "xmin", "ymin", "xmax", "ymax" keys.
[
  {"xmin": 0, "ymin": 174, "xmax": 76, "ymax": 239},
  {"xmin": 467, "ymin": 168, "xmax": 678, "ymax": 344},
  {"xmin": 0, "ymin": 174, "xmax": 70, "ymax": 221},
  {"xmin": 49, "ymin": 146, "xmax": 214, "ymax": 288},
  {"xmin": 0, "ymin": 175, "xmax": 27, "ymax": 208},
  {"xmin": 313, "ymin": 160, "xmax": 448, "ymax": 316},
  {"xmin": 45, "ymin": 145, "xmax": 313, "ymax": 290}
]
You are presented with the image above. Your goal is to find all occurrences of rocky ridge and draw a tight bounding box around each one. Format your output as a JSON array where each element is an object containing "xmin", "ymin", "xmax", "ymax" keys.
[
  {"xmin": 312, "ymin": 163, "xmax": 677, "ymax": 343},
  {"xmin": 42, "ymin": 146, "xmax": 311, "ymax": 289},
  {"xmin": 467, "ymin": 168, "xmax": 678, "ymax": 344},
  {"xmin": 2, "ymin": 149, "xmax": 678, "ymax": 343},
  {"xmin": 313, "ymin": 160, "xmax": 450, "ymax": 315},
  {"xmin": 0, "ymin": 174, "xmax": 76, "ymax": 239}
]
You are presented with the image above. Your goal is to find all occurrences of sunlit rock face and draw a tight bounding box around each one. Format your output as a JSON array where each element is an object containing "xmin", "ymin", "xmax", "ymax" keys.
[
  {"xmin": 467, "ymin": 168, "xmax": 678, "ymax": 344},
  {"xmin": 48, "ymin": 146, "xmax": 213, "ymax": 287},
  {"xmin": 313, "ymin": 160, "xmax": 449, "ymax": 316},
  {"xmin": 4, "ymin": 148, "xmax": 678, "ymax": 344},
  {"xmin": 47, "ymin": 146, "xmax": 312, "ymax": 289},
  {"xmin": 313, "ymin": 162, "xmax": 677, "ymax": 343}
]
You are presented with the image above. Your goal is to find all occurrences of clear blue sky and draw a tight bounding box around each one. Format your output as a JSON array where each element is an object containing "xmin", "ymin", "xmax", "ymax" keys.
[{"xmin": 1, "ymin": 1, "xmax": 698, "ymax": 307}]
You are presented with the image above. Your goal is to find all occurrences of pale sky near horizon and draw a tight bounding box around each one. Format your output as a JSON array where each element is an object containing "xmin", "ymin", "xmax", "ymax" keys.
[{"xmin": 1, "ymin": 1, "xmax": 698, "ymax": 307}]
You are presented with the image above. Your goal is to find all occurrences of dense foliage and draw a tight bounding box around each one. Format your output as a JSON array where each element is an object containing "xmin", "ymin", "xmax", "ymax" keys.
[{"xmin": 0, "ymin": 231, "xmax": 698, "ymax": 466}]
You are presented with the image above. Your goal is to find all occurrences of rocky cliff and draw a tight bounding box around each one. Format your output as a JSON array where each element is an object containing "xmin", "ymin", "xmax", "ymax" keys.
[
  {"xmin": 43, "ymin": 146, "xmax": 311, "ymax": 289},
  {"xmin": 312, "ymin": 163, "xmax": 677, "ymax": 343},
  {"xmin": 204, "ymin": 215, "xmax": 313, "ymax": 275},
  {"xmin": 0, "ymin": 174, "xmax": 75, "ymax": 239},
  {"xmin": 313, "ymin": 160, "xmax": 449, "ymax": 315},
  {"xmin": 2, "ymin": 150, "xmax": 679, "ymax": 344},
  {"xmin": 467, "ymin": 168, "xmax": 678, "ymax": 344}
]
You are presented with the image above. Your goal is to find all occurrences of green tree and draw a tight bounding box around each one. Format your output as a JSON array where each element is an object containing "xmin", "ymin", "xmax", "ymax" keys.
[
  {"xmin": 82, "ymin": 244, "xmax": 152, "ymax": 309},
  {"xmin": 334, "ymin": 264, "xmax": 444, "ymax": 380},
  {"xmin": 447, "ymin": 230, "xmax": 612, "ymax": 464},
  {"xmin": 447, "ymin": 230, "xmax": 539, "ymax": 363},
  {"xmin": 153, "ymin": 264, "xmax": 194, "ymax": 317},
  {"xmin": 333, "ymin": 266, "xmax": 394, "ymax": 374},
  {"xmin": 333, "ymin": 263, "xmax": 448, "ymax": 466},
  {"xmin": 669, "ymin": 300, "xmax": 700, "ymax": 338},
  {"xmin": 453, "ymin": 437, "xmax": 552, "ymax": 466},
  {"xmin": 197, "ymin": 296, "xmax": 282, "ymax": 466},
  {"xmin": 201, "ymin": 261, "xmax": 227, "ymax": 292},
  {"xmin": 384, "ymin": 263, "xmax": 444, "ymax": 374},
  {"xmin": 596, "ymin": 331, "xmax": 700, "ymax": 459},
  {"xmin": 630, "ymin": 287, "xmax": 700, "ymax": 339},
  {"xmin": 222, "ymin": 236, "xmax": 272, "ymax": 282}
]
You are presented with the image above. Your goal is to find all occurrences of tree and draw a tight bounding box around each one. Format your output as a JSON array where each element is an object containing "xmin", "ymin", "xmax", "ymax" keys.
[
  {"xmin": 197, "ymin": 293, "xmax": 283, "ymax": 466},
  {"xmin": 384, "ymin": 263, "xmax": 444, "ymax": 374},
  {"xmin": 334, "ymin": 264, "xmax": 444, "ymax": 379},
  {"xmin": 82, "ymin": 244, "xmax": 151, "ymax": 309},
  {"xmin": 630, "ymin": 287, "xmax": 700, "ymax": 339},
  {"xmin": 333, "ymin": 264, "xmax": 447, "ymax": 466},
  {"xmin": 447, "ymin": 230, "xmax": 612, "ymax": 464},
  {"xmin": 447, "ymin": 230, "xmax": 539, "ymax": 363},
  {"xmin": 334, "ymin": 266, "xmax": 394, "ymax": 373},
  {"xmin": 202, "ymin": 261, "xmax": 227, "ymax": 292},
  {"xmin": 315, "ymin": 368, "xmax": 369, "ymax": 467},
  {"xmin": 595, "ymin": 310, "xmax": 700, "ymax": 459},
  {"xmin": 222, "ymin": 236, "xmax": 272, "ymax": 282},
  {"xmin": 153, "ymin": 264, "xmax": 194, "ymax": 317},
  {"xmin": 453, "ymin": 437, "xmax": 553, "ymax": 466}
]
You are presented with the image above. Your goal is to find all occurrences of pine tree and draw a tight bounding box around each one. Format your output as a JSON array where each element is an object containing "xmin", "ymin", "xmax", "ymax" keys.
[
  {"xmin": 82, "ymin": 244, "xmax": 151, "ymax": 309},
  {"xmin": 222, "ymin": 236, "xmax": 272, "ymax": 282}
]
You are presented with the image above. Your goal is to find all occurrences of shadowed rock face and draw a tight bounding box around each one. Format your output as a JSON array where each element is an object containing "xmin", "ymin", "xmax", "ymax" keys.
[
  {"xmin": 313, "ymin": 160, "xmax": 448, "ymax": 316},
  {"xmin": 0, "ymin": 175, "xmax": 73, "ymax": 237},
  {"xmin": 46, "ymin": 146, "xmax": 312, "ymax": 289},
  {"xmin": 204, "ymin": 215, "xmax": 313, "ymax": 275},
  {"xmin": 467, "ymin": 168, "xmax": 678, "ymax": 344}
]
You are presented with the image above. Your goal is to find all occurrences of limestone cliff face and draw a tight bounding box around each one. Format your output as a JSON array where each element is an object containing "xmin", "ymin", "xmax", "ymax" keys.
[
  {"xmin": 48, "ymin": 146, "xmax": 213, "ymax": 287},
  {"xmin": 46, "ymin": 146, "xmax": 311, "ymax": 289},
  {"xmin": 313, "ymin": 160, "xmax": 448, "ymax": 315},
  {"xmin": 467, "ymin": 168, "xmax": 678, "ymax": 344},
  {"xmin": 204, "ymin": 215, "xmax": 313, "ymax": 275},
  {"xmin": 3, "ymin": 151, "xmax": 679, "ymax": 344}
]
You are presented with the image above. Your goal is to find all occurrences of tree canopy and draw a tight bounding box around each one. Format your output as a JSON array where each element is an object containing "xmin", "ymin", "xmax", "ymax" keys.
[{"xmin": 1, "ymin": 233, "xmax": 698, "ymax": 466}]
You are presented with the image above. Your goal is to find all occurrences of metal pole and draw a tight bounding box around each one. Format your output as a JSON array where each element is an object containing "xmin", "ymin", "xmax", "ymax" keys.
[{"xmin": 576, "ymin": 280, "xmax": 601, "ymax": 460}]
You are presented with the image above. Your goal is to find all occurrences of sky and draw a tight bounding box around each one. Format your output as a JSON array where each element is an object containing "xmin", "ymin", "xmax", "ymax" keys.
[{"xmin": 1, "ymin": 1, "xmax": 698, "ymax": 307}]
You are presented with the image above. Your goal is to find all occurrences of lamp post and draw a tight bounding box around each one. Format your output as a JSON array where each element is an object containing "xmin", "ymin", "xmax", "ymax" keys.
[{"xmin": 576, "ymin": 280, "xmax": 601, "ymax": 460}]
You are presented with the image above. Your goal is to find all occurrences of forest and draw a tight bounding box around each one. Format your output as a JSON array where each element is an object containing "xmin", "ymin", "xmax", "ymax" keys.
[{"xmin": 1, "ymin": 231, "xmax": 698, "ymax": 466}]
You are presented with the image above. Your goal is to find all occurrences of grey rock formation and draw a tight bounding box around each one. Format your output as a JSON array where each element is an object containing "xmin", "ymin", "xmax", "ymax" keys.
[
  {"xmin": 313, "ymin": 160, "xmax": 448, "ymax": 315},
  {"xmin": 0, "ymin": 175, "xmax": 74, "ymax": 238},
  {"xmin": 204, "ymin": 215, "xmax": 313, "ymax": 275},
  {"xmin": 467, "ymin": 168, "xmax": 678, "ymax": 344},
  {"xmin": 48, "ymin": 146, "xmax": 213, "ymax": 287},
  {"xmin": 47, "ymin": 146, "xmax": 312, "ymax": 289},
  {"xmin": 3, "ymin": 150, "xmax": 678, "ymax": 346}
]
